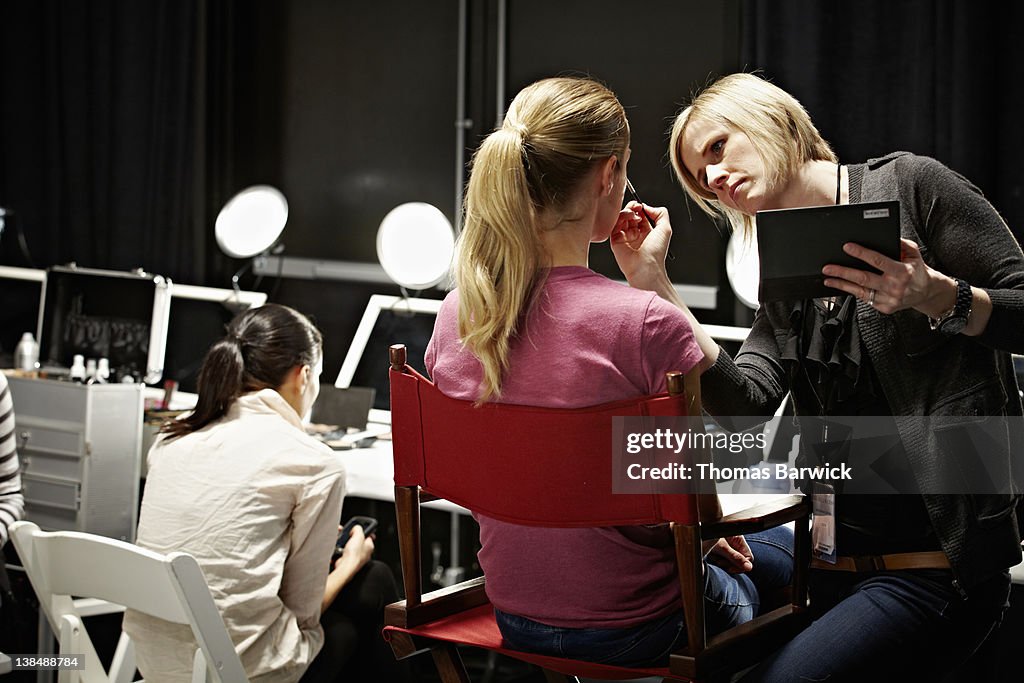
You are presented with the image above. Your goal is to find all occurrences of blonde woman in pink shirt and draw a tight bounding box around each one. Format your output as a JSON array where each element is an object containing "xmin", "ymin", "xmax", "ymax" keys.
[{"xmin": 425, "ymin": 76, "xmax": 795, "ymax": 667}]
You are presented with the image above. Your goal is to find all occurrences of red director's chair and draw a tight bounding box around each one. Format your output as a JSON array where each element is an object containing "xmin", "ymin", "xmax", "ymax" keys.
[{"xmin": 383, "ymin": 343, "xmax": 810, "ymax": 682}]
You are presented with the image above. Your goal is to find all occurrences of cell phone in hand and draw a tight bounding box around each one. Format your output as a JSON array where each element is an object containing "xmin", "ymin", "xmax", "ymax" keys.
[{"xmin": 330, "ymin": 516, "xmax": 378, "ymax": 565}]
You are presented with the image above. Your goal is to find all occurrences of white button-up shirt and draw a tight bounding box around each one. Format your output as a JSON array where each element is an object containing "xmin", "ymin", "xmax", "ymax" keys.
[{"xmin": 124, "ymin": 388, "xmax": 346, "ymax": 682}]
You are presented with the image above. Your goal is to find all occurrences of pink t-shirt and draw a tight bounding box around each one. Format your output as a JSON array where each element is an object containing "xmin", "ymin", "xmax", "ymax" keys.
[{"xmin": 425, "ymin": 266, "xmax": 703, "ymax": 628}]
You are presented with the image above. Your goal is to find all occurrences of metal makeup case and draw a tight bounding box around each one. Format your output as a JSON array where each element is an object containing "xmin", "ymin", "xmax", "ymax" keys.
[
  {"xmin": 7, "ymin": 265, "xmax": 172, "ymax": 541},
  {"xmin": 37, "ymin": 264, "xmax": 172, "ymax": 384}
]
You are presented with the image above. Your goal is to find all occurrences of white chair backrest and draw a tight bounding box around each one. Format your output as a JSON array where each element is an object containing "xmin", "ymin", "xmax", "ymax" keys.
[{"xmin": 10, "ymin": 521, "xmax": 248, "ymax": 683}]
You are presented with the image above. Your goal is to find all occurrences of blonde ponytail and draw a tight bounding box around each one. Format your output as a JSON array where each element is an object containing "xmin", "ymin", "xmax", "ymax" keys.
[
  {"xmin": 455, "ymin": 77, "xmax": 629, "ymax": 401},
  {"xmin": 456, "ymin": 126, "xmax": 542, "ymax": 402}
]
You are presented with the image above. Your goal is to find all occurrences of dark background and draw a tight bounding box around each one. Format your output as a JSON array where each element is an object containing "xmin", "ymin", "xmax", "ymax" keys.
[
  {"xmin": 1, "ymin": 0, "xmax": 1022, "ymax": 381},
  {"xmin": 2, "ymin": 3, "xmax": 1023, "ymax": 679}
]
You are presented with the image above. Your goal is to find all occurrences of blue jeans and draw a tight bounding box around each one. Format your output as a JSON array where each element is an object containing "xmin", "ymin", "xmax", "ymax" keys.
[
  {"xmin": 494, "ymin": 525, "xmax": 795, "ymax": 667},
  {"xmin": 736, "ymin": 567, "xmax": 1011, "ymax": 682}
]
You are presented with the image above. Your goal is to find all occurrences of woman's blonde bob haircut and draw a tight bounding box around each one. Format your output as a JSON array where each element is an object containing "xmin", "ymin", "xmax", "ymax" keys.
[
  {"xmin": 456, "ymin": 76, "xmax": 629, "ymax": 402},
  {"xmin": 669, "ymin": 73, "xmax": 836, "ymax": 236}
]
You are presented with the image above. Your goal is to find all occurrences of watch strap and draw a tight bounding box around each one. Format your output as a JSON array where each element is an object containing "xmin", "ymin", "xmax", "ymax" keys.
[{"xmin": 928, "ymin": 278, "xmax": 972, "ymax": 332}]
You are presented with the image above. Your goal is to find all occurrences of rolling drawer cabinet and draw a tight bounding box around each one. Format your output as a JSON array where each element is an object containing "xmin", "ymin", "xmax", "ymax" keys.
[{"xmin": 7, "ymin": 375, "xmax": 143, "ymax": 542}]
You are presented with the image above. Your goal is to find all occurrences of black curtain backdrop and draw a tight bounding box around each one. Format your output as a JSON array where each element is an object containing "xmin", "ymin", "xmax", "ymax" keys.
[
  {"xmin": 0, "ymin": 0, "xmax": 284, "ymax": 287},
  {"xmin": 742, "ymin": 0, "xmax": 1024, "ymax": 243},
  {"xmin": 4, "ymin": 2, "xmax": 1021, "ymax": 321}
]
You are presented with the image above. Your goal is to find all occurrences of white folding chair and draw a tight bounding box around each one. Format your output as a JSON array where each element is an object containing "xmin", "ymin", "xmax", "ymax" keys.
[{"xmin": 10, "ymin": 521, "xmax": 248, "ymax": 683}]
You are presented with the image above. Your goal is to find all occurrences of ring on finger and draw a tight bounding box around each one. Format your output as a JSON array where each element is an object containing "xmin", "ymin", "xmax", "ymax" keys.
[{"xmin": 867, "ymin": 289, "xmax": 876, "ymax": 305}]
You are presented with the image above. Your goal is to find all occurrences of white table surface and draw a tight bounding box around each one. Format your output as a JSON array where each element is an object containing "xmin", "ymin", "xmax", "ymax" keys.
[{"xmin": 334, "ymin": 436, "xmax": 469, "ymax": 515}]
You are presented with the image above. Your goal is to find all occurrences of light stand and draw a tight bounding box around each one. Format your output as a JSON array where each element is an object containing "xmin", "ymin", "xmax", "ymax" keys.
[{"xmin": 215, "ymin": 185, "xmax": 288, "ymax": 303}]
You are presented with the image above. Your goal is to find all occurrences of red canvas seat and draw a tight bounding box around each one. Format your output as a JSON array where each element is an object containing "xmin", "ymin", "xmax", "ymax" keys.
[
  {"xmin": 383, "ymin": 343, "xmax": 811, "ymax": 682},
  {"xmin": 383, "ymin": 602, "xmax": 674, "ymax": 680}
]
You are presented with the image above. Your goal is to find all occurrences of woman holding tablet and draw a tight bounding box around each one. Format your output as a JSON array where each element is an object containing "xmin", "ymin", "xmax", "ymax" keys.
[{"xmin": 614, "ymin": 72, "xmax": 1024, "ymax": 681}]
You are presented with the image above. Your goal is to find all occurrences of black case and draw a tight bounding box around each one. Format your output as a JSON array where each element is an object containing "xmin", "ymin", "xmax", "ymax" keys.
[{"xmin": 756, "ymin": 201, "xmax": 901, "ymax": 301}]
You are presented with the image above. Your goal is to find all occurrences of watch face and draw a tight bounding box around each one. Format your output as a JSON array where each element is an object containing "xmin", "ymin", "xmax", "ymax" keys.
[{"xmin": 939, "ymin": 315, "xmax": 967, "ymax": 335}]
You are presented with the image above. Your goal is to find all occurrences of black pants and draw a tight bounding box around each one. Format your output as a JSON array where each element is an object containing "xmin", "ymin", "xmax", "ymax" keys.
[
  {"xmin": 1, "ymin": 556, "xmax": 40, "ymax": 655},
  {"xmin": 301, "ymin": 560, "xmax": 412, "ymax": 683}
]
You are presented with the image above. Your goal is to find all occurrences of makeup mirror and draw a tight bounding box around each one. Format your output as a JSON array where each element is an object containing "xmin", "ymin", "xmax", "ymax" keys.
[
  {"xmin": 215, "ymin": 185, "xmax": 288, "ymax": 259},
  {"xmin": 376, "ymin": 202, "xmax": 454, "ymax": 290},
  {"xmin": 726, "ymin": 228, "xmax": 759, "ymax": 309}
]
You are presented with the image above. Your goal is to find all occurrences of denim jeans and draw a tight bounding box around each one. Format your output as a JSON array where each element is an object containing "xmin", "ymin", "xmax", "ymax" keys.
[
  {"xmin": 494, "ymin": 525, "xmax": 795, "ymax": 667},
  {"xmin": 737, "ymin": 567, "xmax": 1011, "ymax": 682}
]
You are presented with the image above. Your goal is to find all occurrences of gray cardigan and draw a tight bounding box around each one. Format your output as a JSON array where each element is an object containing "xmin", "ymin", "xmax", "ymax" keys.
[{"xmin": 704, "ymin": 152, "xmax": 1024, "ymax": 590}]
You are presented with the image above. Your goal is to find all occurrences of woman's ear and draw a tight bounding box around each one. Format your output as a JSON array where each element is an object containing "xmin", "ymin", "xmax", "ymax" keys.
[
  {"xmin": 275, "ymin": 364, "xmax": 309, "ymax": 417},
  {"xmin": 282, "ymin": 364, "xmax": 305, "ymax": 394},
  {"xmin": 599, "ymin": 155, "xmax": 618, "ymax": 196}
]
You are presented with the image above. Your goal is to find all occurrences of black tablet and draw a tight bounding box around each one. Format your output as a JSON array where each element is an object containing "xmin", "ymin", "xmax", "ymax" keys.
[{"xmin": 756, "ymin": 201, "xmax": 901, "ymax": 301}]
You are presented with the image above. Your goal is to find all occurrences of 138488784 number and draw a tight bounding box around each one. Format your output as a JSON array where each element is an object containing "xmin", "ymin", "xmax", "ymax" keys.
[{"xmin": 10, "ymin": 655, "xmax": 85, "ymax": 670}]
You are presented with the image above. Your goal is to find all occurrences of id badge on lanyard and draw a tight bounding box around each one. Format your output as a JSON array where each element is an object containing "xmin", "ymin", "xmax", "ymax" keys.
[{"xmin": 811, "ymin": 481, "xmax": 837, "ymax": 564}]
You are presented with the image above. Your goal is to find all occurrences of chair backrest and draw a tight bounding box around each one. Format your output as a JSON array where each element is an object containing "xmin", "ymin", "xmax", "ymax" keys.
[
  {"xmin": 385, "ymin": 344, "xmax": 812, "ymax": 681},
  {"xmin": 10, "ymin": 521, "xmax": 248, "ymax": 683},
  {"xmin": 388, "ymin": 345, "xmax": 703, "ymax": 528}
]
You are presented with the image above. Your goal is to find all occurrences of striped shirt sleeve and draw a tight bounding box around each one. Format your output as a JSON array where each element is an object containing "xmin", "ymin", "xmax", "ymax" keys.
[{"xmin": 0, "ymin": 373, "xmax": 25, "ymax": 547}]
